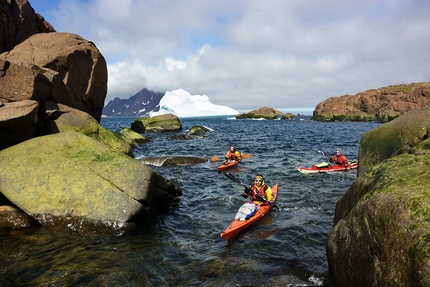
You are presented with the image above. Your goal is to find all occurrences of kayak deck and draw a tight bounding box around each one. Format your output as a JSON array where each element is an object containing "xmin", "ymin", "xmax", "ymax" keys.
[
  {"xmin": 220, "ymin": 184, "xmax": 278, "ymax": 240},
  {"xmin": 296, "ymin": 161, "xmax": 358, "ymax": 174},
  {"xmin": 217, "ymin": 159, "xmax": 241, "ymax": 171}
]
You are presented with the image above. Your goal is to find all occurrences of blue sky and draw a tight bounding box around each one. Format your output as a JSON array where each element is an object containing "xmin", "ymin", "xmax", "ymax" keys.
[{"xmin": 28, "ymin": 0, "xmax": 430, "ymax": 113}]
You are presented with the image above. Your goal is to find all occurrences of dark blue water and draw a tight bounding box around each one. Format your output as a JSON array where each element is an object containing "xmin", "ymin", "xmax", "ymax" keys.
[{"xmin": 0, "ymin": 116, "xmax": 381, "ymax": 286}]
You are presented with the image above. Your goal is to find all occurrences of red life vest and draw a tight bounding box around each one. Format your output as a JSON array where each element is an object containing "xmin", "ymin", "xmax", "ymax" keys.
[
  {"xmin": 227, "ymin": 151, "xmax": 240, "ymax": 160},
  {"xmin": 250, "ymin": 185, "xmax": 267, "ymax": 201}
]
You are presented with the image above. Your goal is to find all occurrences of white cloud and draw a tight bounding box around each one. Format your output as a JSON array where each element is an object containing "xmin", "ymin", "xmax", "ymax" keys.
[{"xmin": 31, "ymin": 0, "xmax": 430, "ymax": 111}]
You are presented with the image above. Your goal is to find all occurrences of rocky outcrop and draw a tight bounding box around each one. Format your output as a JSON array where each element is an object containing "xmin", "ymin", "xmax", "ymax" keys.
[
  {"xmin": 0, "ymin": 131, "xmax": 182, "ymax": 228},
  {"xmin": 131, "ymin": 113, "xmax": 182, "ymax": 133},
  {"xmin": 326, "ymin": 105, "xmax": 430, "ymax": 286},
  {"xmin": 0, "ymin": 0, "xmax": 55, "ymax": 53},
  {"xmin": 313, "ymin": 82, "xmax": 430, "ymax": 122},
  {"xmin": 0, "ymin": 1, "xmax": 183, "ymax": 232},
  {"xmin": 1, "ymin": 32, "xmax": 107, "ymax": 121},
  {"xmin": 235, "ymin": 107, "xmax": 282, "ymax": 119}
]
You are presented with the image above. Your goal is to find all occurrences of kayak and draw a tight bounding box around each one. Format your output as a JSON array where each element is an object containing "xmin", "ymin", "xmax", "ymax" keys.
[
  {"xmin": 296, "ymin": 160, "xmax": 358, "ymax": 174},
  {"xmin": 217, "ymin": 159, "xmax": 241, "ymax": 171},
  {"xmin": 220, "ymin": 184, "xmax": 278, "ymax": 240}
]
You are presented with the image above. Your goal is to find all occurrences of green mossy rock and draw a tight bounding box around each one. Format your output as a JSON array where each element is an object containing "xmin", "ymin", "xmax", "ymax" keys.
[
  {"xmin": 188, "ymin": 125, "xmax": 211, "ymax": 136},
  {"xmin": 281, "ymin": 113, "xmax": 295, "ymax": 120},
  {"xmin": 45, "ymin": 103, "xmax": 133, "ymax": 156},
  {"xmin": 131, "ymin": 114, "xmax": 182, "ymax": 133},
  {"xmin": 327, "ymin": 154, "xmax": 430, "ymax": 286},
  {"xmin": 120, "ymin": 127, "xmax": 151, "ymax": 143},
  {"xmin": 0, "ymin": 132, "xmax": 179, "ymax": 226},
  {"xmin": 327, "ymin": 106, "xmax": 430, "ymax": 286},
  {"xmin": 358, "ymin": 105, "xmax": 430, "ymax": 175}
]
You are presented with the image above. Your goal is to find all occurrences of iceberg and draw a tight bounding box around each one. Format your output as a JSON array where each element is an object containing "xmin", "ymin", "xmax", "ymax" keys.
[{"xmin": 150, "ymin": 89, "xmax": 239, "ymax": 118}]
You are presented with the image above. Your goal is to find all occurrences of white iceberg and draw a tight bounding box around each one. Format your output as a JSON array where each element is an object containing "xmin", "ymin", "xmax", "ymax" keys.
[{"xmin": 150, "ymin": 89, "xmax": 238, "ymax": 118}]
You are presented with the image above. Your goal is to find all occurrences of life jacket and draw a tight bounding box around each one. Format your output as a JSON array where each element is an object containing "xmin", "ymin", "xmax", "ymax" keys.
[
  {"xmin": 250, "ymin": 184, "xmax": 268, "ymax": 201},
  {"xmin": 227, "ymin": 151, "xmax": 240, "ymax": 160},
  {"xmin": 332, "ymin": 155, "xmax": 348, "ymax": 166}
]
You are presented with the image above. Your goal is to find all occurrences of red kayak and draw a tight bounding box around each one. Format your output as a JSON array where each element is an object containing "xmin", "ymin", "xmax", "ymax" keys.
[
  {"xmin": 296, "ymin": 160, "xmax": 358, "ymax": 174},
  {"xmin": 220, "ymin": 184, "xmax": 278, "ymax": 240},
  {"xmin": 217, "ymin": 159, "xmax": 241, "ymax": 171}
]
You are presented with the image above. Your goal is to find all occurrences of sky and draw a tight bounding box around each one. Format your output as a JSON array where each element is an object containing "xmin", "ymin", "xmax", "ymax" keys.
[{"xmin": 29, "ymin": 0, "xmax": 430, "ymax": 114}]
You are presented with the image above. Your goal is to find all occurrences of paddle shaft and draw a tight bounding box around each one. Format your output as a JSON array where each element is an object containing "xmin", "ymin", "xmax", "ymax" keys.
[{"xmin": 318, "ymin": 150, "xmax": 331, "ymax": 159}]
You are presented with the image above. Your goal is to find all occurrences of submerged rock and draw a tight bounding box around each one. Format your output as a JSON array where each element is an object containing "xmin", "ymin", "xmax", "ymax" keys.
[
  {"xmin": 0, "ymin": 205, "xmax": 34, "ymax": 229},
  {"xmin": 140, "ymin": 156, "xmax": 208, "ymax": 166}
]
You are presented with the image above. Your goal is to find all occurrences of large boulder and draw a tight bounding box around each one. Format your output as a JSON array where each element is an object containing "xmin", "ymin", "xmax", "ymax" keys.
[
  {"xmin": 131, "ymin": 113, "xmax": 182, "ymax": 133},
  {"xmin": 0, "ymin": 132, "xmax": 182, "ymax": 227},
  {"xmin": 0, "ymin": 0, "xmax": 55, "ymax": 53},
  {"xmin": 1, "ymin": 32, "xmax": 107, "ymax": 121},
  {"xmin": 313, "ymin": 82, "xmax": 430, "ymax": 122},
  {"xmin": 0, "ymin": 99, "xmax": 38, "ymax": 149},
  {"xmin": 326, "ymin": 106, "xmax": 430, "ymax": 286}
]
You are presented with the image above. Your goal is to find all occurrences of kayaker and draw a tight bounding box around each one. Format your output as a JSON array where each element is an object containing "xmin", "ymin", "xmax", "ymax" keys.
[
  {"xmin": 242, "ymin": 174, "xmax": 273, "ymax": 204},
  {"xmin": 329, "ymin": 149, "xmax": 349, "ymax": 166},
  {"xmin": 224, "ymin": 146, "xmax": 242, "ymax": 163}
]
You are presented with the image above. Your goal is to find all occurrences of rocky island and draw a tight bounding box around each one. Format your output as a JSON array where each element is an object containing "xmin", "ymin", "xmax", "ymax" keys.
[{"xmin": 313, "ymin": 82, "xmax": 430, "ymax": 122}]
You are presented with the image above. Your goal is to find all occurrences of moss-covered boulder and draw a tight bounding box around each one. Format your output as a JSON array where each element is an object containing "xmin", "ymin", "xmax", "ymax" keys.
[
  {"xmin": 188, "ymin": 125, "xmax": 211, "ymax": 136},
  {"xmin": 357, "ymin": 105, "xmax": 430, "ymax": 175},
  {"xmin": 44, "ymin": 102, "xmax": 133, "ymax": 156},
  {"xmin": 235, "ymin": 107, "xmax": 281, "ymax": 120},
  {"xmin": 0, "ymin": 132, "xmax": 181, "ymax": 228},
  {"xmin": 281, "ymin": 113, "xmax": 295, "ymax": 120},
  {"xmin": 131, "ymin": 113, "xmax": 182, "ymax": 133},
  {"xmin": 326, "ymin": 105, "xmax": 430, "ymax": 286},
  {"xmin": 120, "ymin": 127, "xmax": 151, "ymax": 144}
]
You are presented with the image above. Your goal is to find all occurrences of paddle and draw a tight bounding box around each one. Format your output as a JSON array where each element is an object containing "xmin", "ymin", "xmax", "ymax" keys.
[
  {"xmin": 211, "ymin": 153, "xmax": 251, "ymax": 161},
  {"xmin": 222, "ymin": 172, "xmax": 268, "ymax": 203},
  {"xmin": 317, "ymin": 150, "xmax": 331, "ymax": 159}
]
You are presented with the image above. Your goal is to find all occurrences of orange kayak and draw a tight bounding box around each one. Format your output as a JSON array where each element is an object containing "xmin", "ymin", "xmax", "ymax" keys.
[
  {"xmin": 217, "ymin": 159, "xmax": 241, "ymax": 171},
  {"xmin": 220, "ymin": 184, "xmax": 278, "ymax": 240}
]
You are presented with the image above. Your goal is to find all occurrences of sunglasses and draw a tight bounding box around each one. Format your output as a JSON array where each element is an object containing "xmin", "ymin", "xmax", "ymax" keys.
[{"xmin": 254, "ymin": 179, "xmax": 262, "ymax": 182}]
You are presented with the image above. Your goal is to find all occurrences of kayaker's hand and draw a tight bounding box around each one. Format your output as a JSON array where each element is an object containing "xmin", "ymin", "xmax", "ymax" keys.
[{"xmin": 241, "ymin": 192, "xmax": 248, "ymax": 198}]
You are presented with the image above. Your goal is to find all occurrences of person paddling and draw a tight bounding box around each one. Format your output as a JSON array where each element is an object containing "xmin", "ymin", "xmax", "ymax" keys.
[
  {"xmin": 224, "ymin": 145, "xmax": 242, "ymax": 163},
  {"xmin": 242, "ymin": 174, "xmax": 273, "ymax": 205},
  {"xmin": 329, "ymin": 149, "xmax": 349, "ymax": 167}
]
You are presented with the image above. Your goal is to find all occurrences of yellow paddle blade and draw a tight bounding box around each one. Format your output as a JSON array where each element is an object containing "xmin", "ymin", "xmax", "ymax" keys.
[
  {"xmin": 211, "ymin": 156, "xmax": 219, "ymax": 161},
  {"xmin": 242, "ymin": 153, "xmax": 251, "ymax": 159}
]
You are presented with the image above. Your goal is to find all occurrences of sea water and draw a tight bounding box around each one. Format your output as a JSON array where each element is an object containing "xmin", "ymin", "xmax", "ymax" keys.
[{"xmin": 0, "ymin": 116, "xmax": 382, "ymax": 286}]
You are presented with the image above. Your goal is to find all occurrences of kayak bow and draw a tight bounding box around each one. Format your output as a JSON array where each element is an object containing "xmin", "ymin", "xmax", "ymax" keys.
[
  {"xmin": 220, "ymin": 184, "xmax": 278, "ymax": 240},
  {"xmin": 217, "ymin": 159, "xmax": 241, "ymax": 171}
]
